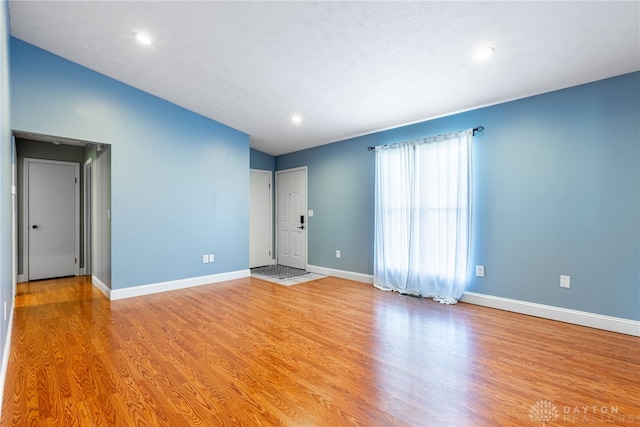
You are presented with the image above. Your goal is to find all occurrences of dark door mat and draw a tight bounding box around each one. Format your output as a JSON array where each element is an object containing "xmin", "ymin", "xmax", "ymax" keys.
[{"xmin": 250, "ymin": 265, "xmax": 309, "ymax": 280}]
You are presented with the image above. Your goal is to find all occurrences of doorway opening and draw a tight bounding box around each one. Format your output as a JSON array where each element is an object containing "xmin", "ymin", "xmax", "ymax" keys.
[{"xmin": 13, "ymin": 132, "xmax": 111, "ymax": 287}]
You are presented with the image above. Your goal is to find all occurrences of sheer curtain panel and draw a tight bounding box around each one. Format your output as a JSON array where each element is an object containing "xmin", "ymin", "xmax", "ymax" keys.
[{"xmin": 373, "ymin": 129, "xmax": 473, "ymax": 304}]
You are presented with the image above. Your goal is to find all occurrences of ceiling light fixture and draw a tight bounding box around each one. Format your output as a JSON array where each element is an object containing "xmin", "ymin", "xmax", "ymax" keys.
[
  {"xmin": 133, "ymin": 32, "xmax": 153, "ymax": 46},
  {"xmin": 291, "ymin": 115, "xmax": 302, "ymax": 124},
  {"xmin": 473, "ymin": 46, "xmax": 495, "ymax": 60}
]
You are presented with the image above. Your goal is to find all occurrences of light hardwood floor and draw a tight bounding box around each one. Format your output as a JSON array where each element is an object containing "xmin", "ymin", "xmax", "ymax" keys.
[{"xmin": 2, "ymin": 276, "xmax": 638, "ymax": 426}]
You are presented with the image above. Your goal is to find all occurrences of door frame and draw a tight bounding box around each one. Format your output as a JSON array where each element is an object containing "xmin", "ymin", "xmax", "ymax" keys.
[
  {"xmin": 275, "ymin": 166, "xmax": 308, "ymax": 269},
  {"xmin": 249, "ymin": 169, "xmax": 273, "ymax": 268},
  {"xmin": 83, "ymin": 158, "xmax": 93, "ymax": 276},
  {"xmin": 23, "ymin": 158, "xmax": 80, "ymax": 281},
  {"xmin": 11, "ymin": 136, "xmax": 17, "ymax": 299}
]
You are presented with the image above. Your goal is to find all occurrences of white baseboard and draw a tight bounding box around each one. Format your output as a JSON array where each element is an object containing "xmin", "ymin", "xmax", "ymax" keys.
[
  {"xmin": 109, "ymin": 269, "xmax": 251, "ymax": 301},
  {"xmin": 91, "ymin": 275, "xmax": 111, "ymax": 299},
  {"xmin": 306, "ymin": 264, "xmax": 374, "ymax": 284},
  {"xmin": 0, "ymin": 298, "xmax": 15, "ymax": 418},
  {"xmin": 16, "ymin": 274, "xmax": 25, "ymax": 284},
  {"xmin": 461, "ymin": 291, "xmax": 640, "ymax": 337}
]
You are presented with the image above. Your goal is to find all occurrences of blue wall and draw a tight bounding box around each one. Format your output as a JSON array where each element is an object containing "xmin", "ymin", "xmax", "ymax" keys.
[
  {"xmin": 0, "ymin": 1, "xmax": 12, "ymax": 373},
  {"xmin": 277, "ymin": 72, "xmax": 640, "ymax": 321},
  {"xmin": 277, "ymin": 138, "xmax": 375, "ymax": 275},
  {"xmin": 250, "ymin": 148, "xmax": 275, "ymax": 172},
  {"xmin": 6, "ymin": 35, "xmax": 639, "ymax": 321},
  {"xmin": 11, "ymin": 38, "xmax": 250, "ymax": 290}
]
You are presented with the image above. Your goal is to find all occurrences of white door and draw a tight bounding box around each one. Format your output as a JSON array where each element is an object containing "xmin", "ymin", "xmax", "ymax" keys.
[
  {"xmin": 26, "ymin": 159, "xmax": 79, "ymax": 281},
  {"xmin": 250, "ymin": 169, "xmax": 272, "ymax": 268},
  {"xmin": 276, "ymin": 168, "xmax": 307, "ymax": 270}
]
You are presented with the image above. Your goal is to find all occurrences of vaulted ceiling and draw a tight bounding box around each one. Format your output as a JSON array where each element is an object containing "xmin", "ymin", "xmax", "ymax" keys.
[{"xmin": 8, "ymin": 1, "xmax": 640, "ymax": 156}]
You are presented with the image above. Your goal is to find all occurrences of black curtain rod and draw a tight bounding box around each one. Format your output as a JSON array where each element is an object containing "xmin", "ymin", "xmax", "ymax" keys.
[{"xmin": 367, "ymin": 126, "xmax": 484, "ymax": 151}]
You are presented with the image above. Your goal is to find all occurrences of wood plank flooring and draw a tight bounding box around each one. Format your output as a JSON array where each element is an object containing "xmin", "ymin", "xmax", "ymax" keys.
[{"xmin": 2, "ymin": 276, "xmax": 639, "ymax": 426}]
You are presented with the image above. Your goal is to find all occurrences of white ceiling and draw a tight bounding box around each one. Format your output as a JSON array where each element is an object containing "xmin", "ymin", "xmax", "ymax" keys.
[{"xmin": 8, "ymin": 1, "xmax": 640, "ymax": 156}]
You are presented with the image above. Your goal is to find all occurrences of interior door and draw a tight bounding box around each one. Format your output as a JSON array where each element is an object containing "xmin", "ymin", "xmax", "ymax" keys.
[
  {"xmin": 26, "ymin": 159, "xmax": 79, "ymax": 281},
  {"xmin": 250, "ymin": 169, "xmax": 272, "ymax": 268},
  {"xmin": 276, "ymin": 168, "xmax": 307, "ymax": 269}
]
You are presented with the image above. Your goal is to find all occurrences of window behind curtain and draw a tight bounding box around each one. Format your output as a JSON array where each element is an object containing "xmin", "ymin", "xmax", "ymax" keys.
[{"xmin": 374, "ymin": 129, "xmax": 472, "ymax": 303}]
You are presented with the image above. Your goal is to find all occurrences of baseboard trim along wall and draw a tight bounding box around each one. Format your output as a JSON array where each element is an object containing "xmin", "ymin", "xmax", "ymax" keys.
[
  {"xmin": 307, "ymin": 264, "xmax": 374, "ymax": 284},
  {"xmin": 107, "ymin": 269, "xmax": 251, "ymax": 301},
  {"xmin": 92, "ymin": 275, "xmax": 111, "ymax": 299},
  {"xmin": 0, "ymin": 298, "xmax": 15, "ymax": 418},
  {"xmin": 306, "ymin": 266, "xmax": 639, "ymax": 337},
  {"xmin": 460, "ymin": 291, "xmax": 640, "ymax": 337}
]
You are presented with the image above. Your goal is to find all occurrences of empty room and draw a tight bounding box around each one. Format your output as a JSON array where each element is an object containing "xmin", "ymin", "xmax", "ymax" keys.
[{"xmin": 0, "ymin": 1, "xmax": 638, "ymax": 426}]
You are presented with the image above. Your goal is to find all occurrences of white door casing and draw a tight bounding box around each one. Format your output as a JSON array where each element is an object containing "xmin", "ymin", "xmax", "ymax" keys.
[
  {"xmin": 250, "ymin": 169, "xmax": 273, "ymax": 268},
  {"xmin": 24, "ymin": 158, "xmax": 79, "ymax": 281},
  {"xmin": 276, "ymin": 167, "xmax": 307, "ymax": 270},
  {"xmin": 11, "ymin": 136, "xmax": 17, "ymax": 295},
  {"xmin": 83, "ymin": 158, "xmax": 93, "ymax": 276}
]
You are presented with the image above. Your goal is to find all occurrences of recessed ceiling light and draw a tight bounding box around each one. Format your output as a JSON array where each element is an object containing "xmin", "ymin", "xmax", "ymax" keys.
[
  {"xmin": 133, "ymin": 32, "xmax": 153, "ymax": 45},
  {"xmin": 291, "ymin": 115, "xmax": 302, "ymax": 124},
  {"xmin": 473, "ymin": 46, "xmax": 495, "ymax": 60}
]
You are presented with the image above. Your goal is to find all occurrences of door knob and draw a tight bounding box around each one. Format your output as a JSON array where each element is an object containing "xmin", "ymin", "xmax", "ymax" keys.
[
  {"xmin": 32, "ymin": 225, "xmax": 38, "ymax": 229},
  {"xmin": 297, "ymin": 225, "xmax": 305, "ymax": 230}
]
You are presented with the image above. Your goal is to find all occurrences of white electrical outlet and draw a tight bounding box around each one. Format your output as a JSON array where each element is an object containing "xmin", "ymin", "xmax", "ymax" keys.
[
  {"xmin": 336, "ymin": 250, "xmax": 341, "ymax": 258},
  {"xmin": 209, "ymin": 254, "xmax": 215, "ymax": 263},
  {"xmin": 560, "ymin": 275, "xmax": 571, "ymax": 288},
  {"xmin": 202, "ymin": 254, "xmax": 209, "ymax": 264},
  {"xmin": 475, "ymin": 265, "xmax": 485, "ymax": 277}
]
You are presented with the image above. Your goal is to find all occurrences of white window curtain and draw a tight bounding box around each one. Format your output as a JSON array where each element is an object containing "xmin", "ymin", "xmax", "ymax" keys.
[{"xmin": 373, "ymin": 129, "xmax": 473, "ymax": 304}]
